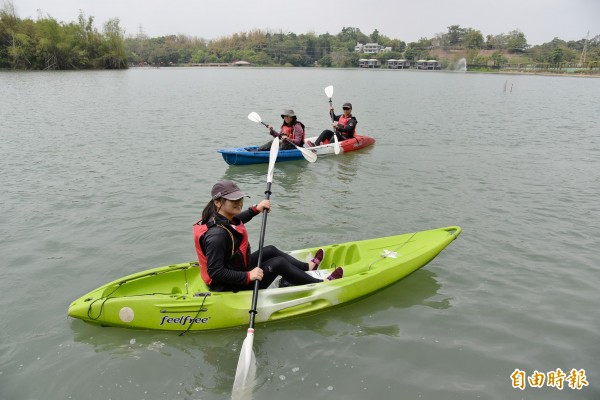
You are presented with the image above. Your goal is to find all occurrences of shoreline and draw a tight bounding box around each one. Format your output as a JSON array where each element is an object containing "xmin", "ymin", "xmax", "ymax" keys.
[{"xmin": 3, "ymin": 65, "xmax": 599, "ymax": 78}]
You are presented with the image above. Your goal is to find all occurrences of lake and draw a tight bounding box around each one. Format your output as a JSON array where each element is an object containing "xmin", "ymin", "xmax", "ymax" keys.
[{"xmin": 1, "ymin": 67, "xmax": 599, "ymax": 400}]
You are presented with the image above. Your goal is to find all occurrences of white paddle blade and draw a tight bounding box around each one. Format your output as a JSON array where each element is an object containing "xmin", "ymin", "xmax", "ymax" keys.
[
  {"xmin": 333, "ymin": 135, "xmax": 341, "ymax": 155},
  {"xmin": 324, "ymin": 85, "xmax": 334, "ymax": 98},
  {"xmin": 267, "ymin": 137, "xmax": 279, "ymax": 183},
  {"xmin": 231, "ymin": 330, "xmax": 257, "ymax": 400},
  {"xmin": 299, "ymin": 146, "xmax": 317, "ymax": 163},
  {"xmin": 248, "ymin": 112, "xmax": 262, "ymax": 124}
]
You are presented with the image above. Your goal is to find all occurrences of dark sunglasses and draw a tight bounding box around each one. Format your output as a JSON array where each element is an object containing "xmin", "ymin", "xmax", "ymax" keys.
[
  {"xmin": 343, "ymin": 107, "xmax": 351, "ymax": 110},
  {"xmin": 226, "ymin": 198, "xmax": 244, "ymax": 205}
]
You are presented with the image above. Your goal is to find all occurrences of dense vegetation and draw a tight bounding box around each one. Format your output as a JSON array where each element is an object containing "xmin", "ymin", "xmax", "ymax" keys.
[
  {"xmin": 0, "ymin": 4, "xmax": 126, "ymax": 69},
  {"xmin": 1, "ymin": 1, "xmax": 598, "ymax": 71},
  {"xmin": 125, "ymin": 25, "xmax": 599, "ymax": 69}
]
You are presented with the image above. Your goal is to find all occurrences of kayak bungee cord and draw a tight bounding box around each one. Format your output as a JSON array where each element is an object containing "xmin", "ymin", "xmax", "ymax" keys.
[
  {"xmin": 86, "ymin": 284, "xmax": 121, "ymax": 320},
  {"xmin": 367, "ymin": 232, "xmax": 418, "ymax": 271},
  {"xmin": 178, "ymin": 292, "xmax": 211, "ymax": 336},
  {"xmin": 85, "ymin": 265, "xmax": 192, "ymax": 320}
]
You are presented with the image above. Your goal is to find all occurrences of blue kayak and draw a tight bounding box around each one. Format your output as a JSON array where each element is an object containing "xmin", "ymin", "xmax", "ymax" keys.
[{"xmin": 218, "ymin": 146, "xmax": 305, "ymax": 165}]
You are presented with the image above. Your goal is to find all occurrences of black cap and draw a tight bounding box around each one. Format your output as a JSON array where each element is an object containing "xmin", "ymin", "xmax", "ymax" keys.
[{"xmin": 342, "ymin": 103, "xmax": 352, "ymax": 109}]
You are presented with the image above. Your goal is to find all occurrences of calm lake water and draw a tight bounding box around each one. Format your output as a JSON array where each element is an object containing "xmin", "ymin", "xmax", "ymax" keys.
[{"xmin": 1, "ymin": 67, "xmax": 599, "ymax": 400}]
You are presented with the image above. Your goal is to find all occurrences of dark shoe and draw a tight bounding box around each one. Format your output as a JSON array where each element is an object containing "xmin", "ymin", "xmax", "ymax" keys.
[
  {"xmin": 326, "ymin": 267, "xmax": 344, "ymax": 281},
  {"xmin": 311, "ymin": 249, "xmax": 324, "ymax": 270}
]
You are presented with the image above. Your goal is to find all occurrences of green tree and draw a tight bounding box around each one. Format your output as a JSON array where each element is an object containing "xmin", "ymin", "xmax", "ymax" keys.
[
  {"xmin": 1, "ymin": 3, "xmax": 128, "ymax": 70},
  {"xmin": 446, "ymin": 25, "xmax": 465, "ymax": 46},
  {"xmin": 490, "ymin": 51, "xmax": 507, "ymax": 66},
  {"xmin": 370, "ymin": 29, "xmax": 380, "ymax": 43},
  {"xmin": 463, "ymin": 28, "xmax": 484, "ymax": 49},
  {"xmin": 387, "ymin": 39, "xmax": 406, "ymax": 53},
  {"xmin": 404, "ymin": 40, "xmax": 430, "ymax": 61},
  {"xmin": 101, "ymin": 18, "xmax": 126, "ymax": 68},
  {"xmin": 506, "ymin": 30, "xmax": 528, "ymax": 52},
  {"xmin": 550, "ymin": 46, "xmax": 564, "ymax": 64}
]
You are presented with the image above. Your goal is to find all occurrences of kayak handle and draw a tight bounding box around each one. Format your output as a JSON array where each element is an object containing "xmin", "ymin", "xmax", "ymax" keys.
[{"xmin": 442, "ymin": 226, "xmax": 462, "ymax": 239}]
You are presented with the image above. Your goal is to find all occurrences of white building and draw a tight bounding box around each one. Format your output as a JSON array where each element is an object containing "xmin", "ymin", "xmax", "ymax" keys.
[{"xmin": 355, "ymin": 42, "xmax": 392, "ymax": 54}]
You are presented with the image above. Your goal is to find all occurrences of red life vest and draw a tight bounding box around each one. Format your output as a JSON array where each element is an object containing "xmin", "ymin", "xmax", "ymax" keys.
[
  {"xmin": 280, "ymin": 121, "xmax": 306, "ymax": 146},
  {"xmin": 337, "ymin": 115, "xmax": 351, "ymax": 128},
  {"xmin": 193, "ymin": 219, "xmax": 250, "ymax": 286},
  {"xmin": 280, "ymin": 122, "xmax": 305, "ymax": 143},
  {"xmin": 335, "ymin": 114, "xmax": 355, "ymax": 138},
  {"xmin": 281, "ymin": 124, "xmax": 294, "ymax": 138}
]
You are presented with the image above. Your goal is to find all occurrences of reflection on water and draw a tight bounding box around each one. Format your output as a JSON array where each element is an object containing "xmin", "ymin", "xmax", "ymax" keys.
[
  {"xmin": 247, "ymin": 268, "xmax": 448, "ymax": 342},
  {"xmin": 69, "ymin": 320, "xmax": 251, "ymax": 397},
  {"xmin": 222, "ymin": 160, "xmax": 308, "ymax": 195},
  {"xmin": 67, "ymin": 267, "xmax": 445, "ymax": 398},
  {"xmin": 332, "ymin": 146, "xmax": 373, "ymax": 184}
]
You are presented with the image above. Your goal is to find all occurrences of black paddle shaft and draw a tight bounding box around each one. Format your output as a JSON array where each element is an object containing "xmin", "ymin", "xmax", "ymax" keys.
[
  {"xmin": 261, "ymin": 121, "xmax": 288, "ymax": 143},
  {"xmin": 248, "ymin": 182, "xmax": 272, "ymax": 329},
  {"xmin": 329, "ymin": 98, "xmax": 334, "ymax": 122}
]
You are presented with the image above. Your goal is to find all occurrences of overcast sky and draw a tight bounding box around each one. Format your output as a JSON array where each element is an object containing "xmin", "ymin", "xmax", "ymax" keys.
[{"xmin": 8, "ymin": 0, "xmax": 599, "ymax": 45}]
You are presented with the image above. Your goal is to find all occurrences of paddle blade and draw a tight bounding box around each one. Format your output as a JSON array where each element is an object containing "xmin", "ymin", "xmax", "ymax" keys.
[
  {"xmin": 267, "ymin": 137, "xmax": 279, "ymax": 183},
  {"xmin": 333, "ymin": 134, "xmax": 341, "ymax": 155},
  {"xmin": 231, "ymin": 329, "xmax": 257, "ymax": 400},
  {"xmin": 298, "ymin": 146, "xmax": 317, "ymax": 163},
  {"xmin": 324, "ymin": 85, "xmax": 334, "ymax": 98},
  {"xmin": 248, "ymin": 112, "xmax": 262, "ymax": 124}
]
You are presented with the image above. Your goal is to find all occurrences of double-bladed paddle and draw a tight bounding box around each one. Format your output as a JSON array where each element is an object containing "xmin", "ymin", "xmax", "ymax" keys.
[
  {"xmin": 247, "ymin": 112, "xmax": 317, "ymax": 163},
  {"xmin": 324, "ymin": 85, "xmax": 341, "ymax": 155},
  {"xmin": 231, "ymin": 137, "xmax": 279, "ymax": 400}
]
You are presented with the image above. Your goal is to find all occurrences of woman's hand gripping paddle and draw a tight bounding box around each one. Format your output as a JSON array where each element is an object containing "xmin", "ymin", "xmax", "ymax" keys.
[
  {"xmin": 324, "ymin": 85, "xmax": 341, "ymax": 155},
  {"xmin": 247, "ymin": 112, "xmax": 317, "ymax": 163},
  {"xmin": 231, "ymin": 137, "xmax": 279, "ymax": 400}
]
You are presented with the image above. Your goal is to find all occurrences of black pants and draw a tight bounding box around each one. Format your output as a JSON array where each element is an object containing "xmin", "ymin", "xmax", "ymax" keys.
[
  {"xmin": 257, "ymin": 139, "xmax": 296, "ymax": 151},
  {"xmin": 314, "ymin": 130, "xmax": 344, "ymax": 146},
  {"xmin": 250, "ymin": 245, "xmax": 321, "ymax": 289}
]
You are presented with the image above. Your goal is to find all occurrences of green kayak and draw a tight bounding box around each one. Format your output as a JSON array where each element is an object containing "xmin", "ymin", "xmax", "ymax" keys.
[{"xmin": 68, "ymin": 226, "xmax": 461, "ymax": 331}]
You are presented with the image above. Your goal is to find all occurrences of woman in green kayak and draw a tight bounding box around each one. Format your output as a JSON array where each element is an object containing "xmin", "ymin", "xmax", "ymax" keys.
[{"xmin": 193, "ymin": 180, "xmax": 343, "ymax": 292}]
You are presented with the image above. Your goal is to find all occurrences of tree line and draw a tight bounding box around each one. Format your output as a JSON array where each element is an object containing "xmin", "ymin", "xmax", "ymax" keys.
[
  {"xmin": 125, "ymin": 26, "xmax": 530, "ymax": 67},
  {"xmin": 0, "ymin": 4, "xmax": 126, "ymax": 69},
  {"xmin": 1, "ymin": 2, "xmax": 598, "ymax": 70}
]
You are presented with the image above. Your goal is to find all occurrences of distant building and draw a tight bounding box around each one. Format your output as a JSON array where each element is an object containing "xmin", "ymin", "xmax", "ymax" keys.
[
  {"xmin": 355, "ymin": 42, "xmax": 392, "ymax": 54},
  {"xmin": 358, "ymin": 58, "xmax": 380, "ymax": 68},
  {"xmin": 416, "ymin": 59, "xmax": 441, "ymax": 70},
  {"xmin": 387, "ymin": 59, "xmax": 410, "ymax": 69}
]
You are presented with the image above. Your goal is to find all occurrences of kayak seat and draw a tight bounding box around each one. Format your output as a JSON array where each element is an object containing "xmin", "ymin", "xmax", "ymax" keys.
[{"xmin": 328, "ymin": 244, "xmax": 361, "ymax": 267}]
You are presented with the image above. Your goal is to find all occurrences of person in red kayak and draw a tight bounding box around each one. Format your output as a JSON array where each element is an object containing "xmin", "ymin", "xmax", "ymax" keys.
[
  {"xmin": 257, "ymin": 109, "xmax": 305, "ymax": 151},
  {"xmin": 193, "ymin": 180, "xmax": 343, "ymax": 292},
  {"xmin": 307, "ymin": 102, "xmax": 357, "ymax": 146}
]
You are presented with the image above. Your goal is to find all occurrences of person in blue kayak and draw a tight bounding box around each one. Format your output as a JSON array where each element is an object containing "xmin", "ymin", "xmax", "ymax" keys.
[
  {"xmin": 193, "ymin": 180, "xmax": 343, "ymax": 292},
  {"xmin": 307, "ymin": 102, "xmax": 357, "ymax": 146},
  {"xmin": 257, "ymin": 109, "xmax": 306, "ymax": 151}
]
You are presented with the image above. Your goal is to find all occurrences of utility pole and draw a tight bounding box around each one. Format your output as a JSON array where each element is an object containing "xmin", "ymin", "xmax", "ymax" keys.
[{"xmin": 137, "ymin": 24, "xmax": 147, "ymax": 38}]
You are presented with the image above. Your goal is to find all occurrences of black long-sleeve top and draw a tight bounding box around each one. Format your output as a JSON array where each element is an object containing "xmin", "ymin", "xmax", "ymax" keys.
[{"xmin": 200, "ymin": 207, "xmax": 259, "ymax": 291}]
